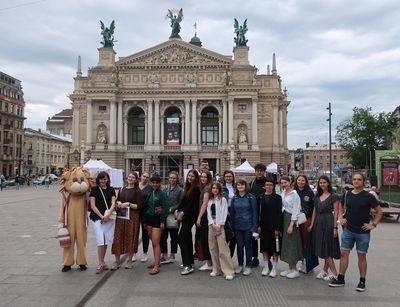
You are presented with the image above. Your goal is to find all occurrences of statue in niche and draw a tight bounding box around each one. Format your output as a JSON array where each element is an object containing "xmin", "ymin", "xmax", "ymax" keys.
[
  {"xmin": 166, "ymin": 8, "xmax": 183, "ymax": 38},
  {"xmin": 238, "ymin": 126, "xmax": 248, "ymax": 144},
  {"xmin": 100, "ymin": 20, "xmax": 116, "ymax": 48},
  {"xmin": 97, "ymin": 126, "xmax": 107, "ymax": 144},
  {"xmin": 234, "ymin": 18, "xmax": 248, "ymax": 46}
]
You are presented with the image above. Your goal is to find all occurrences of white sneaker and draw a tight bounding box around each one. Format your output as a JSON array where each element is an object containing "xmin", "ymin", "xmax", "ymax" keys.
[
  {"xmin": 261, "ymin": 266, "xmax": 270, "ymax": 276},
  {"xmin": 132, "ymin": 254, "xmax": 137, "ymax": 262},
  {"xmin": 210, "ymin": 271, "xmax": 222, "ymax": 277},
  {"xmin": 316, "ymin": 270, "xmax": 329, "ymax": 279},
  {"xmin": 235, "ymin": 266, "xmax": 243, "ymax": 274},
  {"xmin": 169, "ymin": 258, "xmax": 176, "ymax": 263},
  {"xmin": 269, "ymin": 268, "xmax": 277, "ymax": 278},
  {"xmin": 298, "ymin": 262, "xmax": 307, "ymax": 273},
  {"xmin": 225, "ymin": 275, "xmax": 234, "ymax": 280},
  {"xmin": 280, "ymin": 270, "xmax": 292, "ymax": 277},
  {"xmin": 287, "ymin": 270, "xmax": 300, "ymax": 279},
  {"xmin": 243, "ymin": 267, "xmax": 252, "ymax": 276},
  {"xmin": 198, "ymin": 262, "xmax": 213, "ymax": 271},
  {"xmin": 141, "ymin": 254, "xmax": 148, "ymax": 263},
  {"xmin": 324, "ymin": 274, "xmax": 337, "ymax": 282}
]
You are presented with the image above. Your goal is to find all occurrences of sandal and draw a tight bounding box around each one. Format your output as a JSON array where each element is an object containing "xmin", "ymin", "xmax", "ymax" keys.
[
  {"xmin": 149, "ymin": 266, "xmax": 160, "ymax": 275},
  {"xmin": 102, "ymin": 263, "xmax": 109, "ymax": 270},
  {"xmin": 95, "ymin": 264, "xmax": 103, "ymax": 274},
  {"xmin": 147, "ymin": 264, "xmax": 155, "ymax": 269},
  {"xmin": 111, "ymin": 262, "xmax": 121, "ymax": 270},
  {"xmin": 125, "ymin": 261, "xmax": 133, "ymax": 269}
]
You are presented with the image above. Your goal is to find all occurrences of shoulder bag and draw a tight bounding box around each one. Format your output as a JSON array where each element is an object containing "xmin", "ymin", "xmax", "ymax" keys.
[{"xmin": 99, "ymin": 187, "xmax": 116, "ymax": 220}]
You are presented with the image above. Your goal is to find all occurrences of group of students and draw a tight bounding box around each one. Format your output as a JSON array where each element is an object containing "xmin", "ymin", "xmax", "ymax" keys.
[{"xmin": 85, "ymin": 161, "xmax": 383, "ymax": 291}]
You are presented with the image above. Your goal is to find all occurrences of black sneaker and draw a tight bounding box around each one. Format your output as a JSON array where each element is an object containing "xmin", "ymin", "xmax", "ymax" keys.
[
  {"xmin": 328, "ymin": 278, "xmax": 345, "ymax": 287},
  {"xmin": 356, "ymin": 281, "xmax": 366, "ymax": 292},
  {"xmin": 61, "ymin": 265, "xmax": 71, "ymax": 272},
  {"xmin": 252, "ymin": 258, "xmax": 259, "ymax": 268}
]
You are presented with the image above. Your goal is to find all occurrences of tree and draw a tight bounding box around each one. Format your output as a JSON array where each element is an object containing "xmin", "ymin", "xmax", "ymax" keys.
[{"xmin": 336, "ymin": 107, "xmax": 398, "ymax": 170}]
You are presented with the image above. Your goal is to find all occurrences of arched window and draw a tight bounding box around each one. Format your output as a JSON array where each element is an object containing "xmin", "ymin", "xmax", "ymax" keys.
[
  {"xmin": 128, "ymin": 107, "xmax": 145, "ymax": 145},
  {"xmin": 201, "ymin": 107, "xmax": 219, "ymax": 145},
  {"xmin": 164, "ymin": 107, "xmax": 182, "ymax": 145}
]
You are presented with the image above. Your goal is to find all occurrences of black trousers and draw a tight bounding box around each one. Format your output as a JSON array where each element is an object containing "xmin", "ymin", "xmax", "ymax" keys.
[
  {"xmin": 252, "ymin": 237, "xmax": 259, "ymax": 259},
  {"xmin": 229, "ymin": 237, "xmax": 236, "ymax": 257},
  {"xmin": 140, "ymin": 216, "xmax": 149, "ymax": 253},
  {"xmin": 178, "ymin": 219, "xmax": 195, "ymax": 266},
  {"xmin": 200, "ymin": 215, "xmax": 211, "ymax": 260},
  {"xmin": 160, "ymin": 227, "xmax": 179, "ymax": 254}
]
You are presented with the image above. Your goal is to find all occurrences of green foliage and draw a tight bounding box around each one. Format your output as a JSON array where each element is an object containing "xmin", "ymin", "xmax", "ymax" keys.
[{"xmin": 336, "ymin": 107, "xmax": 398, "ymax": 169}]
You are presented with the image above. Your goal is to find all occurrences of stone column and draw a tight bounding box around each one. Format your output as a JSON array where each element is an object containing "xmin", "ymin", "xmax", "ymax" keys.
[
  {"xmin": 219, "ymin": 116, "xmax": 222, "ymax": 144},
  {"xmin": 86, "ymin": 100, "xmax": 92, "ymax": 145},
  {"xmin": 228, "ymin": 98, "xmax": 234, "ymax": 143},
  {"xmin": 161, "ymin": 116, "xmax": 165, "ymax": 145},
  {"xmin": 154, "ymin": 99, "xmax": 160, "ymax": 144},
  {"xmin": 191, "ymin": 99, "xmax": 197, "ymax": 144},
  {"xmin": 147, "ymin": 100, "xmax": 153, "ymax": 144},
  {"xmin": 123, "ymin": 118, "xmax": 128, "ymax": 145},
  {"xmin": 272, "ymin": 102, "xmax": 279, "ymax": 145},
  {"xmin": 117, "ymin": 100, "xmax": 123, "ymax": 145},
  {"xmin": 279, "ymin": 107, "xmax": 284, "ymax": 146},
  {"xmin": 181, "ymin": 118, "xmax": 185, "ymax": 144},
  {"xmin": 109, "ymin": 99, "xmax": 116, "ymax": 144},
  {"xmin": 252, "ymin": 98, "xmax": 258, "ymax": 144},
  {"xmin": 222, "ymin": 99, "xmax": 228, "ymax": 144},
  {"xmin": 185, "ymin": 99, "xmax": 190, "ymax": 144},
  {"xmin": 72, "ymin": 105, "xmax": 80, "ymax": 147}
]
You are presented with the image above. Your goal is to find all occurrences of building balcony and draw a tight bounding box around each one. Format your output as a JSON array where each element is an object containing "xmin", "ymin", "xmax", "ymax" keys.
[
  {"xmin": 127, "ymin": 145, "xmax": 145, "ymax": 151},
  {"xmin": 163, "ymin": 145, "xmax": 182, "ymax": 151},
  {"xmin": 3, "ymin": 124, "xmax": 12, "ymax": 130},
  {"xmin": 201, "ymin": 145, "xmax": 219, "ymax": 152}
]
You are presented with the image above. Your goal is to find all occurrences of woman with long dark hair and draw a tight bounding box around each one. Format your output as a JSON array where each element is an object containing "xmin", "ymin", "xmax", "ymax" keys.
[
  {"xmin": 89, "ymin": 171, "xmax": 116, "ymax": 274},
  {"xmin": 176, "ymin": 170, "xmax": 201, "ymax": 275},
  {"xmin": 222, "ymin": 170, "xmax": 236, "ymax": 256},
  {"xmin": 308, "ymin": 175, "xmax": 340, "ymax": 281},
  {"xmin": 196, "ymin": 170, "xmax": 213, "ymax": 271},
  {"xmin": 294, "ymin": 175, "xmax": 318, "ymax": 273},
  {"xmin": 280, "ymin": 176, "xmax": 303, "ymax": 279},
  {"xmin": 259, "ymin": 178, "xmax": 283, "ymax": 277},
  {"xmin": 111, "ymin": 172, "xmax": 143, "ymax": 270}
]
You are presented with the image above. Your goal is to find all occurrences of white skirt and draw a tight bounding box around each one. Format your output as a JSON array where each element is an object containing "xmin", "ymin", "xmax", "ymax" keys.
[{"xmin": 92, "ymin": 219, "xmax": 115, "ymax": 246}]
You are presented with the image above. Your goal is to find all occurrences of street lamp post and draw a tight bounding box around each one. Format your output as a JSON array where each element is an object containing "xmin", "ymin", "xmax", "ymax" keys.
[{"xmin": 327, "ymin": 102, "xmax": 332, "ymax": 183}]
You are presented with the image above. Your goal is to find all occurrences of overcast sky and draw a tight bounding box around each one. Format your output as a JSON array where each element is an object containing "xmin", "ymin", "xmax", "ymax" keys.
[{"xmin": 1, "ymin": 0, "xmax": 399, "ymax": 148}]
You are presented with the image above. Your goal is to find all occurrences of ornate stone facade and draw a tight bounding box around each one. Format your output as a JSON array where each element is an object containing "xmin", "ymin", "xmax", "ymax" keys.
[{"xmin": 70, "ymin": 37, "xmax": 290, "ymax": 178}]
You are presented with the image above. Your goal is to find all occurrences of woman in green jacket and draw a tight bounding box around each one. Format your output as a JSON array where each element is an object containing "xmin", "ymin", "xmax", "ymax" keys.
[{"xmin": 144, "ymin": 175, "xmax": 169, "ymax": 275}]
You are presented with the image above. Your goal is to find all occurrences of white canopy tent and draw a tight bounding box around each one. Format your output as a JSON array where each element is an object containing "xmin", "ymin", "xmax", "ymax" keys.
[
  {"xmin": 266, "ymin": 162, "xmax": 278, "ymax": 173},
  {"xmin": 83, "ymin": 159, "xmax": 123, "ymax": 188},
  {"xmin": 232, "ymin": 160, "xmax": 255, "ymax": 174}
]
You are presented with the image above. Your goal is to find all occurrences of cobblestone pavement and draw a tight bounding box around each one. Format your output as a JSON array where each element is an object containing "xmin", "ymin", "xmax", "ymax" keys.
[{"xmin": 0, "ymin": 185, "xmax": 399, "ymax": 307}]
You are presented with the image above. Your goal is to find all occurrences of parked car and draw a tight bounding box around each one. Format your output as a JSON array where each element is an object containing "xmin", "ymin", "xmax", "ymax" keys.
[
  {"xmin": 33, "ymin": 176, "xmax": 46, "ymax": 185},
  {"xmin": 49, "ymin": 174, "xmax": 59, "ymax": 181}
]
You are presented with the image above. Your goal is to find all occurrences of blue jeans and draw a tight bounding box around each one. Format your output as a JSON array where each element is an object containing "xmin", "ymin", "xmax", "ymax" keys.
[
  {"xmin": 341, "ymin": 227, "xmax": 370, "ymax": 254},
  {"xmin": 235, "ymin": 229, "xmax": 253, "ymax": 267}
]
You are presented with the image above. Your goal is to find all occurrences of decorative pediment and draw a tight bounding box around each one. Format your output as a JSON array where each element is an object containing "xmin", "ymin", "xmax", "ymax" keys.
[{"xmin": 117, "ymin": 39, "xmax": 233, "ymax": 67}]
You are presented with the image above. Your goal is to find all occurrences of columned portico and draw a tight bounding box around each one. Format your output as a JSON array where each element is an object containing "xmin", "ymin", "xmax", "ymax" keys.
[
  {"xmin": 184, "ymin": 99, "xmax": 190, "ymax": 145},
  {"xmin": 272, "ymin": 102, "xmax": 279, "ymax": 146},
  {"xmin": 222, "ymin": 99, "xmax": 228, "ymax": 144},
  {"xmin": 109, "ymin": 99, "xmax": 116, "ymax": 145},
  {"xmin": 251, "ymin": 98, "xmax": 258, "ymax": 144},
  {"xmin": 228, "ymin": 98, "xmax": 234, "ymax": 143},
  {"xmin": 86, "ymin": 99, "xmax": 92, "ymax": 144},
  {"xmin": 117, "ymin": 100, "xmax": 123, "ymax": 145},
  {"xmin": 147, "ymin": 99, "xmax": 153, "ymax": 144},
  {"xmin": 191, "ymin": 99, "xmax": 197, "ymax": 144},
  {"xmin": 154, "ymin": 99, "xmax": 160, "ymax": 144}
]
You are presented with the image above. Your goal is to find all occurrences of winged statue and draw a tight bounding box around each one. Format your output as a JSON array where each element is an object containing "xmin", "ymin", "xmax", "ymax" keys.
[
  {"xmin": 234, "ymin": 18, "xmax": 248, "ymax": 46},
  {"xmin": 166, "ymin": 8, "xmax": 184, "ymax": 38},
  {"xmin": 100, "ymin": 20, "xmax": 115, "ymax": 48}
]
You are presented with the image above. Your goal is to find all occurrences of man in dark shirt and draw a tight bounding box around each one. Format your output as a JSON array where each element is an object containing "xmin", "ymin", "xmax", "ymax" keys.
[
  {"xmin": 249, "ymin": 163, "xmax": 268, "ymax": 267},
  {"xmin": 329, "ymin": 173, "xmax": 382, "ymax": 292}
]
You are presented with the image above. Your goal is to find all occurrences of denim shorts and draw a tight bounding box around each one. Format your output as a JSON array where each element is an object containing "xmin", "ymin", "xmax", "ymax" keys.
[{"xmin": 340, "ymin": 227, "xmax": 370, "ymax": 254}]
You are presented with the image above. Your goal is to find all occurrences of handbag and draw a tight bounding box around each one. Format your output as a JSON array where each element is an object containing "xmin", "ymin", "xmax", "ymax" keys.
[
  {"xmin": 57, "ymin": 227, "xmax": 71, "ymax": 248},
  {"xmin": 296, "ymin": 212, "xmax": 307, "ymax": 226},
  {"xmin": 224, "ymin": 215, "xmax": 234, "ymax": 243},
  {"xmin": 99, "ymin": 187, "xmax": 116, "ymax": 220},
  {"xmin": 166, "ymin": 214, "xmax": 180, "ymax": 229}
]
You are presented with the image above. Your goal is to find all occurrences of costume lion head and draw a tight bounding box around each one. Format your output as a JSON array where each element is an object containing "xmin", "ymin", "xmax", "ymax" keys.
[{"xmin": 60, "ymin": 167, "xmax": 95, "ymax": 195}]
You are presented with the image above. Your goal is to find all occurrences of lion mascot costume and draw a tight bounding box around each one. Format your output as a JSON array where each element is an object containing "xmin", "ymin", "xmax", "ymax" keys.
[{"xmin": 58, "ymin": 167, "xmax": 95, "ymax": 272}]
